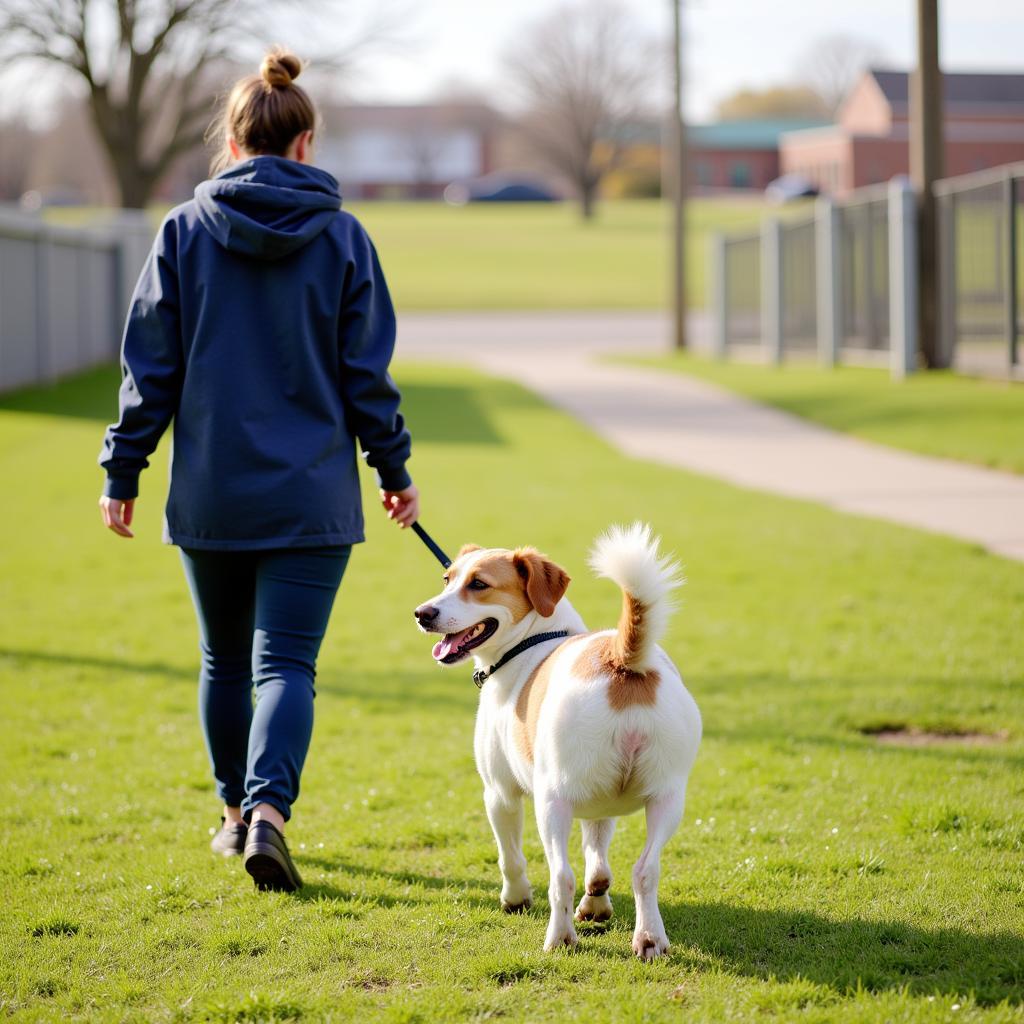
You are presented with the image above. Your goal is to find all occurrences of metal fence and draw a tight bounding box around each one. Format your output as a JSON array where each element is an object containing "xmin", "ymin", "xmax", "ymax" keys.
[
  {"xmin": 709, "ymin": 177, "xmax": 935, "ymax": 378},
  {"xmin": 0, "ymin": 208, "xmax": 154, "ymax": 393},
  {"xmin": 720, "ymin": 233, "xmax": 761, "ymax": 348},
  {"xmin": 936, "ymin": 164, "xmax": 1022, "ymax": 375},
  {"xmin": 780, "ymin": 216, "xmax": 817, "ymax": 351},
  {"xmin": 838, "ymin": 185, "xmax": 890, "ymax": 355},
  {"xmin": 712, "ymin": 164, "xmax": 1024, "ymax": 378}
]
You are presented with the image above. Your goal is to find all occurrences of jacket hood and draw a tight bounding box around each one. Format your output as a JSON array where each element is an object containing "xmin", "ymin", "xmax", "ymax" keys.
[{"xmin": 194, "ymin": 156, "xmax": 341, "ymax": 260}]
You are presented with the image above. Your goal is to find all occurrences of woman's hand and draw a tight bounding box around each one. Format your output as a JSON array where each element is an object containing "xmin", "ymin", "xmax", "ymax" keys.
[
  {"xmin": 99, "ymin": 495, "xmax": 135, "ymax": 538},
  {"xmin": 379, "ymin": 484, "xmax": 419, "ymax": 529}
]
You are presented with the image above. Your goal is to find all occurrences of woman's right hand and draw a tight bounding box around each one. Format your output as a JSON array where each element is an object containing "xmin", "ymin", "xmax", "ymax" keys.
[
  {"xmin": 99, "ymin": 495, "xmax": 135, "ymax": 538},
  {"xmin": 380, "ymin": 484, "xmax": 419, "ymax": 529}
]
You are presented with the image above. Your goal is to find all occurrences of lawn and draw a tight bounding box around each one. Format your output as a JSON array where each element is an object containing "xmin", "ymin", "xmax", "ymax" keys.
[
  {"xmin": 621, "ymin": 354, "xmax": 1024, "ymax": 475},
  {"xmin": 49, "ymin": 198, "xmax": 780, "ymax": 312},
  {"xmin": 2, "ymin": 363, "xmax": 1023, "ymax": 1023}
]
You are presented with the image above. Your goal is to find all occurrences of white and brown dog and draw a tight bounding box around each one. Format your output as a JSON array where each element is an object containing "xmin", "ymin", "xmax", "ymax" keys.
[{"xmin": 414, "ymin": 523, "xmax": 701, "ymax": 959}]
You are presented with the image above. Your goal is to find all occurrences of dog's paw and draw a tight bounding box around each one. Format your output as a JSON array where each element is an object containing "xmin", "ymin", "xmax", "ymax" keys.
[
  {"xmin": 501, "ymin": 897, "xmax": 532, "ymax": 914},
  {"xmin": 575, "ymin": 892, "xmax": 613, "ymax": 923},
  {"xmin": 632, "ymin": 928, "xmax": 670, "ymax": 960},
  {"xmin": 543, "ymin": 920, "xmax": 578, "ymax": 951},
  {"xmin": 500, "ymin": 876, "xmax": 532, "ymax": 913}
]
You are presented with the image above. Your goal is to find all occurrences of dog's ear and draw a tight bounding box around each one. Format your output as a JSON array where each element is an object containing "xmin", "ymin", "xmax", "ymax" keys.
[
  {"xmin": 513, "ymin": 548, "xmax": 571, "ymax": 617},
  {"xmin": 458, "ymin": 543, "xmax": 483, "ymax": 558}
]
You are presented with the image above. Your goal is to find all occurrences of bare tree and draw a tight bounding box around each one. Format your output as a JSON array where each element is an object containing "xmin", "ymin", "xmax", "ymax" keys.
[
  {"xmin": 0, "ymin": 0, "xmax": 408, "ymax": 208},
  {"xmin": 0, "ymin": 113, "xmax": 38, "ymax": 200},
  {"xmin": 800, "ymin": 34, "xmax": 886, "ymax": 116},
  {"xmin": 504, "ymin": 1, "xmax": 658, "ymax": 219}
]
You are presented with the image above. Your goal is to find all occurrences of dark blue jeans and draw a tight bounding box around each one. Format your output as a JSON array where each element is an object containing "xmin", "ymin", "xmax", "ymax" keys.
[{"xmin": 179, "ymin": 545, "xmax": 351, "ymax": 822}]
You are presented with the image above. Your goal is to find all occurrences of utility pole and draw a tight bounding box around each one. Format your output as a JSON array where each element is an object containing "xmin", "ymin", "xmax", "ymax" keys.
[
  {"xmin": 670, "ymin": 0, "xmax": 687, "ymax": 350},
  {"xmin": 909, "ymin": 0, "xmax": 945, "ymax": 367}
]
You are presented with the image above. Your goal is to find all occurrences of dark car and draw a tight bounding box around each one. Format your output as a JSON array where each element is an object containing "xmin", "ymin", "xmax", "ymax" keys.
[
  {"xmin": 444, "ymin": 175, "xmax": 560, "ymax": 205},
  {"xmin": 765, "ymin": 174, "xmax": 819, "ymax": 204}
]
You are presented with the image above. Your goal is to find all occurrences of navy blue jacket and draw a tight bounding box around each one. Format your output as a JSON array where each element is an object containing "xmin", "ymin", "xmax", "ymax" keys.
[{"xmin": 99, "ymin": 157, "xmax": 411, "ymax": 550}]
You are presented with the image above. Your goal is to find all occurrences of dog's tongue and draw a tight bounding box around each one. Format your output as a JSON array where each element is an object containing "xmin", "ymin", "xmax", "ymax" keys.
[{"xmin": 432, "ymin": 626, "xmax": 476, "ymax": 661}]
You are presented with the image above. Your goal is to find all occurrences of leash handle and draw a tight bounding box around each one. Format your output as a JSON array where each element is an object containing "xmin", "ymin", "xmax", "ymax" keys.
[{"xmin": 411, "ymin": 521, "xmax": 452, "ymax": 568}]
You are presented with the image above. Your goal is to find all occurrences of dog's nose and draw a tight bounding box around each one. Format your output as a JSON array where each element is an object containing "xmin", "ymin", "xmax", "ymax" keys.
[{"xmin": 414, "ymin": 603, "xmax": 439, "ymax": 625}]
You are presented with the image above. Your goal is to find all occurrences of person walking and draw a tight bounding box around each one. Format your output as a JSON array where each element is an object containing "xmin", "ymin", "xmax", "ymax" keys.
[{"xmin": 97, "ymin": 49, "xmax": 417, "ymax": 893}]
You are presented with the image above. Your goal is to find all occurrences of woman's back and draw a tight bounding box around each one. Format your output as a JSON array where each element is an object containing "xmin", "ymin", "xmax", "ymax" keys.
[{"xmin": 101, "ymin": 156, "xmax": 410, "ymax": 549}]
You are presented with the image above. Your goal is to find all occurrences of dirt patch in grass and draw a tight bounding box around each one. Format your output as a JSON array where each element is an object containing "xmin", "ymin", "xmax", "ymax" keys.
[{"xmin": 860, "ymin": 724, "xmax": 1009, "ymax": 747}]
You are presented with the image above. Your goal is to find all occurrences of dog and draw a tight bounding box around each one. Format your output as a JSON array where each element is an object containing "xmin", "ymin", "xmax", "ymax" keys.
[{"xmin": 414, "ymin": 523, "xmax": 701, "ymax": 959}]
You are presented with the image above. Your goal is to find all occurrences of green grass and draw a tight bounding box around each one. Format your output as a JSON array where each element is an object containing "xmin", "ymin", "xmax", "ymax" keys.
[
  {"xmin": 48, "ymin": 198, "xmax": 781, "ymax": 312},
  {"xmin": 621, "ymin": 354, "xmax": 1024, "ymax": 475},
  {"xmin": 2, "ymin": 363, "xmax": 1023, "ymax": 1023}
]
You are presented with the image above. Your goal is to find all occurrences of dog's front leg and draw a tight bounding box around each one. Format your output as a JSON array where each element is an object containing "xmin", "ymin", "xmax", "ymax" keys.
[
  {"xmin": 632, "ymin": 786, "xmax": 687, "ymax": 960},
  {"xmin": 484, "ymin": 787, "xmax": 532, "ymax": 912},
  {"xmin": 535, "ymin": 788, "xmax": 577, "ymax": 950}
]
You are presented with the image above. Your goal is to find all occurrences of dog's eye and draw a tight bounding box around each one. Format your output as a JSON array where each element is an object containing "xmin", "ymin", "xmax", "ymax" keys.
[{"xmin": 467, "ymin": 579, "xmax": 489, "ymax": 591}]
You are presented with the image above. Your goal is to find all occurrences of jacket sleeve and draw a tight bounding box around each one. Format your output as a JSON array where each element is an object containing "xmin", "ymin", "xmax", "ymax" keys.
[
  {"xmin": 338, "ymin": 222, "xmax": 412, "ymax": 492},
  {"xmin": 97, "ymin": 217, "xmax": 184, "ymax": 501}
]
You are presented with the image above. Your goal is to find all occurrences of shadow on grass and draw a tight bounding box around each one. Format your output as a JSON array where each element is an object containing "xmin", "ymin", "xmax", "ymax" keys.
[
  {"xmin": 655, "ymin": 900, "xmax": 1024, "ymax": 1006},
  {"xmin": 0, "ymin": 366, "xmax": 509, "ymax": 449},
  {"xmin": 400, "ymin": 382, "xmax": 504, "ymax": 445},
  {"xmin": 0, "ymin": 364, "xmax": 120, "ymax": 422},
  {"xmin": 0, "ymin": 645, "xmax": 194, "ymax": 679},
  {"xmin": 298, "ymin": 854, "xmax": 497, "ymax": 911}
]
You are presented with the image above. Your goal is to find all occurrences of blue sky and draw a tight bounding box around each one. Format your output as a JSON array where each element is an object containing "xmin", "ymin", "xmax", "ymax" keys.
[{"xmin": 344, "ymin": 0, "xmax": 1024, "ymax": 121}]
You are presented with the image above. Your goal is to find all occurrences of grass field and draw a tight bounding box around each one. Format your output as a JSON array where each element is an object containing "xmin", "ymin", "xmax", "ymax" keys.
[
  {"xmin": 49, "ymin": 198, "xmax": 782, "ymax": 312},
  {"xmin": 621, "ymin": 354, "xmax": 1024, "ymax": 475},
  {"xmin": 2, "ymin": 363, "xmax": 1023, "ymax": 1023}
]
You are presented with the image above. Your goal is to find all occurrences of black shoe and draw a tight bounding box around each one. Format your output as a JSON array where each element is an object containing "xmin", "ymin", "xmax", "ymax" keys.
[
  {"xmin": 243, "ymin": 819, "xmax": 303, "ymax": 892},
  {"xmin": 210, "ymin": 817, "xmax": 248, "ymax": 857}
]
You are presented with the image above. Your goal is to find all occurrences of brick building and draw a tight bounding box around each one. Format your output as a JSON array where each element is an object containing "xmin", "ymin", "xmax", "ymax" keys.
[
  {"xmin": 688, "ymin": 119, "xmax": 829, "ymax": 191},
  {"xmin": 780, "ymin": 68, "xmax": 1024, "ymax": 196}
]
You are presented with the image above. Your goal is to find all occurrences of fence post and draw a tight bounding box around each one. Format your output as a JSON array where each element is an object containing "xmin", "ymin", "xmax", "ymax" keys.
[
  {"xmin": 711, "ymin": 232, "xmax": 728, "ymax": 359},
  {"xmin": 1005, "ymin": 170, "xmax": 1019, "ymax": 368},
  {"xmin": 888, "ymin": 177, "xmax": 918, "ymax": 379},
  {"xmin": 760, "ymin": 218, "xmax": 783, "ymax": 365},
  {"xmin": 815, "ymin": 197, "xmax": 841, "ymax": 367}
]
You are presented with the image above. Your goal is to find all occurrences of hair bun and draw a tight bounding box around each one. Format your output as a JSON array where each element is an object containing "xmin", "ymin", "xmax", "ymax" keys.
[{"xmin": 260, "ymin": 48, "xmax": 302, "ymax": 89}]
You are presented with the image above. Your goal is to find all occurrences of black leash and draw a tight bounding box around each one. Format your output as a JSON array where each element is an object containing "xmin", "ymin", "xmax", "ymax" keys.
[
  {"xmin": 473, "ymin": 630, "xmax": 569, "ymax": 689},
  {"xmin": 411, "ymin": 521, "xmax": 452, "ymax": 568}
]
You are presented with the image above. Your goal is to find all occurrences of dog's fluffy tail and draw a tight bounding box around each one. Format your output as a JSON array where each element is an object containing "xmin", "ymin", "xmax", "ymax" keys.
[{"xmin": 588, "ymin": 522, "xmax": 684, "ymax": 674}]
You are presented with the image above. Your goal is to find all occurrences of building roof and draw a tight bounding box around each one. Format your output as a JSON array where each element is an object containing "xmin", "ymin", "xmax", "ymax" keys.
[
  {"xmin": 688, "ymin": 118, "xmax": 831, "ymax": 150},
  {"xmin": 869, "ymin": 68, "xmax": 1024, "ymax": 109}
]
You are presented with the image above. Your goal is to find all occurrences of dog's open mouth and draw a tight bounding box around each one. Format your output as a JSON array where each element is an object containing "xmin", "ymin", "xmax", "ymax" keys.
[{"xmin": 432, "ymin": 618, "xmax": 499, "ymax": 664}]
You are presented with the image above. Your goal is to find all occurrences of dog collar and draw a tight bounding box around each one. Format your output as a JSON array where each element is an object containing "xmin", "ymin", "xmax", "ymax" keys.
[{"xmin": 473, "ymin": 630, "xmax": 570, "ymax": 689}]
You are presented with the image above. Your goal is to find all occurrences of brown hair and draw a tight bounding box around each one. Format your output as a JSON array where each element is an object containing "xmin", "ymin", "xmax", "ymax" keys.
[{"xmin": 209, "ymin": 48, "xmax": 318, "ymax": 174}]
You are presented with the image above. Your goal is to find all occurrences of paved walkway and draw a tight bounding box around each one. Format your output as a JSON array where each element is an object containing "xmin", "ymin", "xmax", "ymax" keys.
[{"xmin": 398, "ymin": 312, "xmax": 1024, "ymax": 563}]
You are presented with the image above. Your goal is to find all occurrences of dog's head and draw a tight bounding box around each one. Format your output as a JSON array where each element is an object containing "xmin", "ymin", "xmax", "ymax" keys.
[{"xmin": 414, "ymin": 543, "xmax": 571, "ymax": 666}]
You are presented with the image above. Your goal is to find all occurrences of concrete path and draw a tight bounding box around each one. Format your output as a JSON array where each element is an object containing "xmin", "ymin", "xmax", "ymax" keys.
[{"xmin": 398, "ymin": 312, "xmax": 1024, "ymax": 563}]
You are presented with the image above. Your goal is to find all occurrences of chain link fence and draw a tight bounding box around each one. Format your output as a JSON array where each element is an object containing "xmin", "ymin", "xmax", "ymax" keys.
[
  {"xmin": 838, "ymin": 186, "xmax": 890, "ymax": 356},
  {"xmin": 712, "ymin": 165, "xmax": 1023, "ymax": 379},
  {"xmin": 720, "ymin": 234, "xmax": 761, "ymax": 351},
  {"xmin": 936, "ymin": 165, "xmax": 1021, "ymax": 375},
  {"xmin": 779, "ymin": 216, "xmax": 817, "ymax": 352}
]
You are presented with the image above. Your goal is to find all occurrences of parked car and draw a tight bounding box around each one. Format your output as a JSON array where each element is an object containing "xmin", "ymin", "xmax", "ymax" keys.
[
  {"xmin": 765, "ymin": 174, "xmax": 819, "ymax": 204},
  {"xmin": 444, "ymin": 174, "xmax": 560, "ymax": 205}
]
